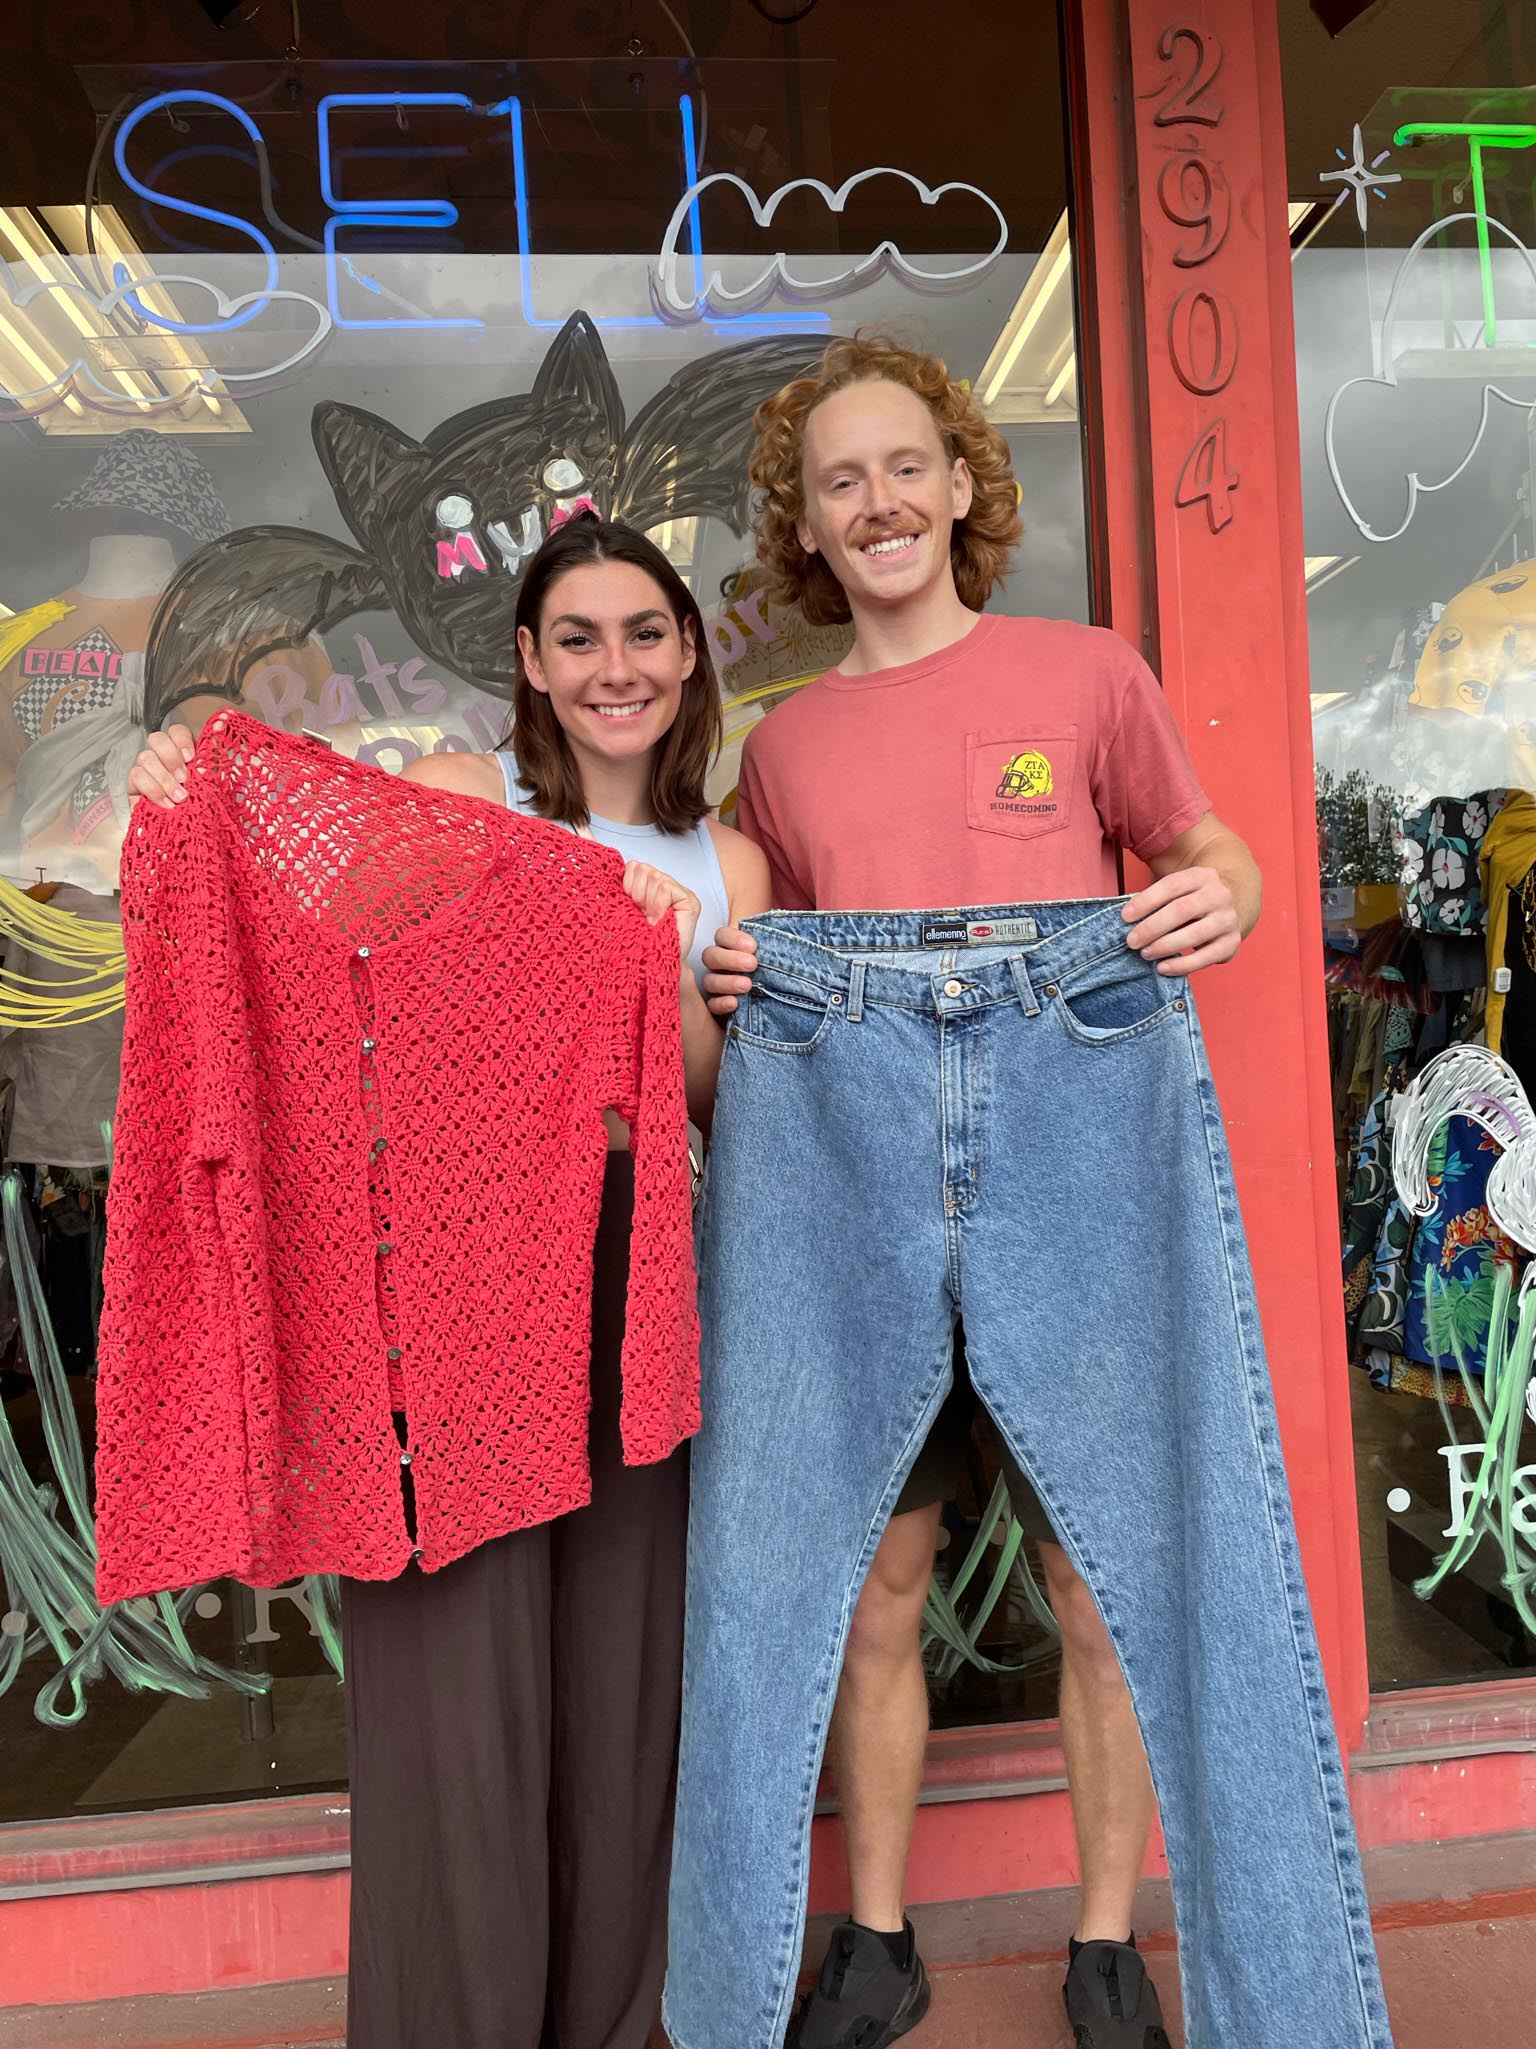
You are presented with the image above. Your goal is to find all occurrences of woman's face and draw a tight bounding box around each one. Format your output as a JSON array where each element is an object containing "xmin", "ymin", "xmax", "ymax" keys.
[{"xmin": 518, "ymin": 558, "xmax": 695, "ymax": 769}]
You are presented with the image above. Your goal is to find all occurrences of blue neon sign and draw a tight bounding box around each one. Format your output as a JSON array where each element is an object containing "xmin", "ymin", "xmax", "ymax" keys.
[
  {"xmin": 317, "ymin": 93, "xmax": 481, "ymax": 330},
  {"xmin": 112, "ymin": 92, "xmax": 280, "ymax": 334},
  {"xmin": 108, "ymin": 88, "xmax": 831, "ymax": 340}
]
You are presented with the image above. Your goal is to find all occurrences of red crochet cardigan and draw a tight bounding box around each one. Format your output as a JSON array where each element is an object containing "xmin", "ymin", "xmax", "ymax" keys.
[{"xmin": 95, "ymin": 715, "xmax": 700, "ymax": 1601}]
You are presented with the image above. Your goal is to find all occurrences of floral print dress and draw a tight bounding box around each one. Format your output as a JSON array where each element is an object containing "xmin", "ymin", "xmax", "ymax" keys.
[{"xmin": 1397, "ymin": 792, "xmax": 1504, "ymax": 935}]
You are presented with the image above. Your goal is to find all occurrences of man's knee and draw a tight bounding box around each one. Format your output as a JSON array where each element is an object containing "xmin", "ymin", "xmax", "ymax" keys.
[
  {"xmin": 1040, "ymin": 1545, "xmax": 1124, "ymax": 1679},
  {"xmin": 843, "ymin": 1510, "xmax": 938, "ymax": 1671}
]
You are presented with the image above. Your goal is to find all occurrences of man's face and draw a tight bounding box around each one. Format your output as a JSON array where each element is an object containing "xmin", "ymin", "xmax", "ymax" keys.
[{"xmin": 796, "ymin": 379, "xmax": 973, "ymax": 614}]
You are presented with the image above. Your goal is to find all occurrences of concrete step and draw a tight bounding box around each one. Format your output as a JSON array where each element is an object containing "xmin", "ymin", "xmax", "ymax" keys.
[
  {"xmin": 5, "ymin": 1913, "xmax": 1533, "ymax": 2049},
  {"xmin": 4, "ymin": 1833, "xmax": 1532, "ymax": 2048}
]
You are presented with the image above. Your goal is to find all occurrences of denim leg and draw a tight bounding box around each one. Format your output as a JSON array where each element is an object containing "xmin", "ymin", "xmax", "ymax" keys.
[
  {"xmin": 664, "ymin": 1006, "xmax": 952, "ymax": 2049},
  {"xmin": 959, "ymin": 991, "xmax": 1391, "ymax": 2049}
]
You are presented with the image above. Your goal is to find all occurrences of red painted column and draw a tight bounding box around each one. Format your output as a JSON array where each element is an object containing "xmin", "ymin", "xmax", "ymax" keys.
[{"xmin": 1069, "ymin": 0, "xmax": 1370, "ymax": 1737}]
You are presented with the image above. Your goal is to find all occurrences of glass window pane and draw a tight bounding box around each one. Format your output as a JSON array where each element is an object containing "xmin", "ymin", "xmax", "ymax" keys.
[
  {"xmin": 0, "ymin": 13, "xmax": 1088, "ymax": 1824},
  {"xmin": 1287, "ymin": 1, "xmax": 1536, "ymax": 1693}
]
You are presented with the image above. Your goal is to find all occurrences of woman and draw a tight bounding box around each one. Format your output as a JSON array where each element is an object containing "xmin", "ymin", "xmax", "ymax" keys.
[{"xmin": 129, "ymin": 514, "xmax": 770, "ymax": 2049}]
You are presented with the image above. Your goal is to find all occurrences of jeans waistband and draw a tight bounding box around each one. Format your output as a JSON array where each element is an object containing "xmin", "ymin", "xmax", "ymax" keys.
[{"xmin": 743, "ymin": 899, "xmax": 1148, "ymax": 1016}]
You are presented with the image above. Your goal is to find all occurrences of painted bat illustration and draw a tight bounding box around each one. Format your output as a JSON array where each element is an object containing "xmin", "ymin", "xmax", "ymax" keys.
[{"xmin": 144, "ymin": 312, "xmax": 836, "ymax": 725}]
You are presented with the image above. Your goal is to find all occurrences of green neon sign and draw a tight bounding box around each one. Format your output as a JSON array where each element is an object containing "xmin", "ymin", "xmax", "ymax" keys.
[{"xmin": 1392, "ymin": 122, "xmax": 1536, "ymax": 347}]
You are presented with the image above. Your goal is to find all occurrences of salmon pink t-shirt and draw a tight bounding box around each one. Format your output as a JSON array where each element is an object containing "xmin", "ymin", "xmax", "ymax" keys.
[{"xmin": 733, "ymin": 613, "xmax": 1210, "ymax": 911}]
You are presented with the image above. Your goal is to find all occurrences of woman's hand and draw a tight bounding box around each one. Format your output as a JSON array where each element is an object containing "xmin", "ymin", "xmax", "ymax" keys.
[
  {"xmin": 128, "ymin": 726, "xmax": 196, "ymax": 809},
  {"xmin": 623, "ymin": 862, "xmax": 701, "ymax": 970},
  {"xmin": 700, "ymin": 924, "xmax": 758, "ymax": 1018}
]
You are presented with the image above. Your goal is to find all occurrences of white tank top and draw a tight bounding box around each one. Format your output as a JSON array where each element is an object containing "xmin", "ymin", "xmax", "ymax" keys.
[{"xmin": 495, "ymin": 752, "xmax": 729, "ymax": 987}]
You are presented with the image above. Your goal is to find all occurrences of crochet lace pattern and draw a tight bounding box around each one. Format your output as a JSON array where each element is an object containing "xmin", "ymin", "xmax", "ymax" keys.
[{"xmin": 96, "ymin": 714, "xmax": 699, "ymax": 1601}]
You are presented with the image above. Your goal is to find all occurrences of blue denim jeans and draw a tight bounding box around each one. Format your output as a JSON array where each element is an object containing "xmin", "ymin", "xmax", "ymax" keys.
[{"xmin": 664, "ymin": 901, "xmax": 1392, "ymax": 2049}]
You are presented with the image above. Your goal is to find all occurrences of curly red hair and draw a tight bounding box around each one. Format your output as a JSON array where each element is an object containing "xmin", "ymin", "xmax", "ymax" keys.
[{"xmin": 748, "ymin": 332, "xmax": 1021, "ymax": 626}]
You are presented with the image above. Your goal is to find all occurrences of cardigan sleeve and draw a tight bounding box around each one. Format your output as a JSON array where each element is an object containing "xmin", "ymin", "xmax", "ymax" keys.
[
  {"xmin": 95, "ymin": 792, "xmax": 269, "ymax": 1601},
  {"xmin": 609, "ymin": 910, "xmax": 702, "ymax": 1465}
]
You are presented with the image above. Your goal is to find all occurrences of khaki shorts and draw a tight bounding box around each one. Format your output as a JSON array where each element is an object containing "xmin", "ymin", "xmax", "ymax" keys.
[{"xmin": 894, "ymin": 1338, "xmax": 1059, "ymax": 1542}]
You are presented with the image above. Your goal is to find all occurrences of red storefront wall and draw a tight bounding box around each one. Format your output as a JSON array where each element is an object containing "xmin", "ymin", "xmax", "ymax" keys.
[{"xmin": 3, "ymin": 0, "xmax": 1535, "ymax": 2010}]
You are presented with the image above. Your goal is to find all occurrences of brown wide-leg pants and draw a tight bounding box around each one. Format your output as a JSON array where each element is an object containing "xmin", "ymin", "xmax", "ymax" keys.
[{"xmin": 341, "ymin": 1158, "xmax": 689, "ymax": 2049}]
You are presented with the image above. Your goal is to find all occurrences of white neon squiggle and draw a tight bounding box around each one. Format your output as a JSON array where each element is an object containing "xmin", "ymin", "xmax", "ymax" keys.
[
  {"xmin": 1323, "ymin": 210, "xmax": 1536, "ymax": 546},
  {"xmin": 1391, "ymin": 1043, "xmax": 1536, "ymax": 1255},
  {"xmin": 653, "ymin": 168, "xmax": 1009, "ymax": 320},
  {"xmin": 0, "ymin": 267, "xmax": 335, "ymax": 406}
]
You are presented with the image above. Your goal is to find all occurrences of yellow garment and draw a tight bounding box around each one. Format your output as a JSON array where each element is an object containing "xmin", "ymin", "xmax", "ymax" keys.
[
  {"xmin": 1478, "ymin": 790, "xmax": 1536, "ymax": 1052},
  {"xmin": 0, "ymin": 599, "xmax": 73, "ymax": 673}
]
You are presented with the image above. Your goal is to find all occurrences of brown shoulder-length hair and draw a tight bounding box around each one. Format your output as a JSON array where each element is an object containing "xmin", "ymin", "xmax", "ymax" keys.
[
  {"xmin": 749, "ymin": 331, "xmax": 1022, "ymax": 626},
  {"xmin": 503, "ymin": 513, "xmax": 722, "ymax": 834}
]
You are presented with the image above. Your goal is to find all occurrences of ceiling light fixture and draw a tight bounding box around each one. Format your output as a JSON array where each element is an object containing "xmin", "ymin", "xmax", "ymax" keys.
[{"xmin": 979, "ymin": 223, "xmax": 1072, "ymax": 408}]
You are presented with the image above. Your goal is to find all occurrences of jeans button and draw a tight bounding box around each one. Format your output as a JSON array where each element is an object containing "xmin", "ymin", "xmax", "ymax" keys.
[{"xmin": 944, "ymin": 979, "xmax": 964, "ymax": 997}]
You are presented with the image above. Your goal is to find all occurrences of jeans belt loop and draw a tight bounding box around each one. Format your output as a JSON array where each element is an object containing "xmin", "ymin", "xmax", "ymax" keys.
[
  {"xmin": 846, "ymin": 959, "xmax": 867, "ymax": 1023},
  {"xmin": 1008, "ymin": 953, "xmax": 1042, "ymax": 1018}
]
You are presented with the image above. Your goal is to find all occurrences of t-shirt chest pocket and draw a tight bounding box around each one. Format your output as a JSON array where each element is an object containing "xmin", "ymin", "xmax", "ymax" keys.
[{"xmin": 966, "ymin": 728, "xmax": 1078, "ymax": 843}]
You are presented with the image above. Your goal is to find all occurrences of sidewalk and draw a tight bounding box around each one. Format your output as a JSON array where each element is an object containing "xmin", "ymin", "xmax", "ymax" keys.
[
  {"xmin": 917, "ymin": 1912, "xmax": 1536, "ymax": 2048},
  {"xmin": 4, "ymin": 1834, "xmax": 1532, "ymax": 2049}
]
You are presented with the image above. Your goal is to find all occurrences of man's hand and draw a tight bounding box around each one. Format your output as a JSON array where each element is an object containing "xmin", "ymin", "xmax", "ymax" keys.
[
  {"xmin": 701, "ymin": 924, "xmax": 759, "ymax": 1018},
  {"xmin": 128, "ymin": 725, "xmax": 196, "ymax": 809},
  {"xmin": 1123, "ymin": 866, "xmax": 1242, "ymax": 976}
]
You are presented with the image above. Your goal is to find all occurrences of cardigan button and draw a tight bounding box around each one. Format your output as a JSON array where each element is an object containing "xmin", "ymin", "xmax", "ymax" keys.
[
  {"xmin": 357, "ymin": 946, "xmax": 371, "ymax": 960},
  {"xmin": 387, "ymin": 1346, "xmax": 402, "ymax": 1361},
  {"xmin": 400, "ymin": 1451, "xmax": 414, "ymax": 1469},
  {"xmin": 410, "ymin": 1546, "xmax": 423, "ymax": 1561},
  {"xmin": 362, "ymin": 1037, "xmax": 377, "ymax": 1053},
  {"xmin": 376, "ymin": 1241, "xmax": 392, "ymax": 1258}
]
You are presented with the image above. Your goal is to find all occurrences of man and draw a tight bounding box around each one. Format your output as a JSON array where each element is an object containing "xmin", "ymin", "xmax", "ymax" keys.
[{"xmin": 699, "ymin": 335, "xmax": 1260, "ymax": 2048}]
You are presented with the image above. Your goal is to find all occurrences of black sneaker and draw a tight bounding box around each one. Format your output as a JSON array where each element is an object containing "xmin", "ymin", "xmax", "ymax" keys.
[
  {"xmin": 1063, "ymin": 1937, "xmax": 1172, "ymax": 2049},
  {"xmin": 786, "ymin": 1918, "xmax": 932, "ymax": 2049}
]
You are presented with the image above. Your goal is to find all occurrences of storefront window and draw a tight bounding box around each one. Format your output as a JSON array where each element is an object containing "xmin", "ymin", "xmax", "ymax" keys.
[
  {"xmin": 1288, "ymin": 1, "xmax": 1536, "ymax": 1690},
  {"xmin": 0, "ymin": 15, "xmax": 1087, "ymax": 1823}
]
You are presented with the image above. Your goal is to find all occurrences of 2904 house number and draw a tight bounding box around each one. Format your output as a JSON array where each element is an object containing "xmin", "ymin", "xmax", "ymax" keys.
[{"xmin": 1152, "ymin": 20, "xmax": 1241, "ymax": 534}]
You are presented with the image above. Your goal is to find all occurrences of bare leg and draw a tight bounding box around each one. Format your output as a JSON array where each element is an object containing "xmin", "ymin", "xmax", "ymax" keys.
[
  {"xmin": 1039, "ymin": 1540, "xmax": 1158, "ymax": 1943},
  {"xmin": 827, "ymin": 1503, "xmax": 943, "ymax": 1933}
]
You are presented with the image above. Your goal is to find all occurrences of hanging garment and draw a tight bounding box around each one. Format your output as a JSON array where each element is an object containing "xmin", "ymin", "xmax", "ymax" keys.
[
  {"xmin": 0, "ymin": 885, "xmax": 124, "ymax": 1167},
  {"xmin": 1342, "ymin": 1093, "xmax": 1395, "ymax": 1341},
  {"xmin": 665, "ymin": 901, "xmax": 1392, "ymax": 2049},
  {"xmin": 1341, "ymin": 1084, "xmax": 1416, "ymax": 1366},
  {"xmin": 1499, "ymin": 871, "xmax": 1536, "ymax": 1102},
  {"xmin": 1396, "ymin": 792, "xmax": 1504, "ymax": 936},
  {"xmin": 1402, "ymin": 1116, "xmax": 1523, "ymax": 1374},
  {"xmin": 95, "ymin": 714, "xmax": 699, "ymax": 1602},
  {"xmin": 1479, "ymin": 792, "xmax": 1536, "ymax": 1053},
  {"xmin": 0, "ymin": 593, "xmax": 150, "ymax": 886}
]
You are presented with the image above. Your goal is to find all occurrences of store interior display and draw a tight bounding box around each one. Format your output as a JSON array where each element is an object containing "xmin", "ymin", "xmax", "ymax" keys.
[
  {"xmin": 1322, "ymin": 546, "xmax": 1536, "ymax": 1673},
  {"xmin": 0, "ymin": 431, "xmax": 228, "ymax": 891}
]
